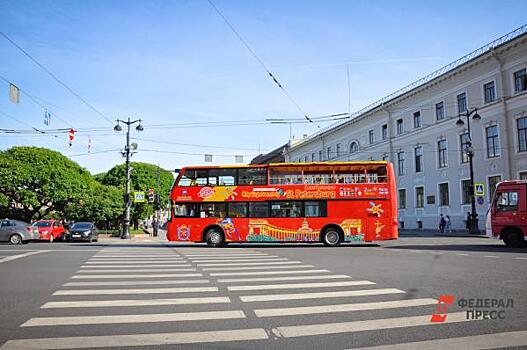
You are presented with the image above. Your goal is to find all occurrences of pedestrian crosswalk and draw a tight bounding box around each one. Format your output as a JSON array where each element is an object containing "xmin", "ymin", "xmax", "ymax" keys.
[{"xmin": 1, "ymin": 246, "xmax": 525, "ymax": 350}]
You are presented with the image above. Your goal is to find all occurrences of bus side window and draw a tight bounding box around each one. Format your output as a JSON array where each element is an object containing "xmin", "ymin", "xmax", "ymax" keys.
[{"xmin": 496, "ymin": 192, "xmax": 519, "ymax": 212}]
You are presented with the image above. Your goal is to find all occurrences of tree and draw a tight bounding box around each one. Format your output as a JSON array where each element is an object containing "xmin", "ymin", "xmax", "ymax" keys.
[
  {"xmin": 0, "ymin": 147, "xmax": 93, "ymax": 221},
  {"xmin": 99, "ymin": 162, "xmax": 174, "ymax": 228}
]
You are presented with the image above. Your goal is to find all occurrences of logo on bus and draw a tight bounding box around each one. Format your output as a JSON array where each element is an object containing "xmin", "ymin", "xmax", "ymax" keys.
[{"xmin": 198, "ymin": 187, "xmax": 215, "ymax": 199}]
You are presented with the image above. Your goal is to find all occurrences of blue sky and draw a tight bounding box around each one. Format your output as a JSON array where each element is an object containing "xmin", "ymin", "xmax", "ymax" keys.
[{"xmin": 1, "ymin": 0, "xmax": 526, "ymax": 174}]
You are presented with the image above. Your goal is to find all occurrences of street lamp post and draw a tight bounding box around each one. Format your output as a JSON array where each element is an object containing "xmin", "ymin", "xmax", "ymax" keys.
[
  {"xmin": 114, "ymin": 117, "xmax": 144, "ymax": 239},
  {"xmin": 455, "ymin": 108, "xmax": 481, "ymax": 235}
]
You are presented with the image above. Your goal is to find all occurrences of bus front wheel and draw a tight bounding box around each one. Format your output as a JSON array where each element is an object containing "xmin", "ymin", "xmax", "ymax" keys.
[
  {"xmin": 205, "ymin": 228, "xmax": 226, "ymax": 248},
  {"xmin": 322, "ymin": 227, "xmax": 342, "ymax": 247},
  {"xmin": 503, "ymin": 229, "xmax": 524, "ymax": 248}
]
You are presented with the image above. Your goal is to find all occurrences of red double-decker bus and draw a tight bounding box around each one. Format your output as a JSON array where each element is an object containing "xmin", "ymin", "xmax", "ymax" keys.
[{"xmin": 167, "ymin": 161, "xmax": 398, "ymax": 247}]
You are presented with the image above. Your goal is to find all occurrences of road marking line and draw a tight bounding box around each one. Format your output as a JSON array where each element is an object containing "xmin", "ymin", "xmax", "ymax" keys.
[
  {"xmin": 89, "ymin": 257, "xmax": 184, "ymax": 260},
  {"xmin": 80, "ymin": 264, "xmax": 187, "ymax": 268},
  {"xmin": 484, "ymin": 255, "xmax": 499, "ymax": 258},
  {"xmin": 211, "ymin": 269, "xmax": 329, "ymax": 276},
  {"xmin": 197, "ymin": 261, "xmax": 302, "ymax": 267},
  {"xmin": 218, "ymin": 275, "xmax": 351, "ymax": 283},
  {"xmin": 0, "ymin": 328, "xmax": 268, "ymax": 349},
  {"xmin": 353, "ymin": 330, "xmax": 527, "ymax": 349},
  {"xmin": 516, "ymin": 257, "xmax": 527, "ymax": 260},
  {"xmin": 203, "ymin": 265, "xmax": 314, "ymax": 271},
  {"xmin": 189, "ymin": 257, "xmax": 285, "ymax": 263},
  {"xmin": 84, "ymin": 261, "xmax": 186, "ymax": 264},
  {"xmin": 77, "ymin": 268, "xmax": 195, "ymax": 273},
  {"xmin": 240, "ymin": 288, "xmax": 405, "ymax": 302},
  {"xmin": 41, "ymin": 296, "xmax": 230, "ymax": 309},
  {"xmin": 271, "ymin": 311, "xmax": 471, "ymax": 338},
  {"xmin": 71, "ymin": 273, "xmax": 202, "ymax": 279},
  {"xmin": 228, "ymin": 280, "xmax": 374, "ymax": 291},
  {"xmin": 183, "ymin": 254, "xmax": 270, "ymax": 257},
  {"xmin": 255, "ymin": 298, "xmax": 438, "ymax": 317},
  {"xmin": 22, "ymin": 310, "xmax": 245, "ymax": 327},
  {"xmin": 63, "ymin": 280, "xmax": 209, "ymax": 286},
  {"xmin": 54, "ymin": 286, "xmax": 218, "ymax": 295},
  {"xmin": 0, "ymin": 250, "xmax": 46, "ymax": 264},
  {"xmin": 456, "ymin": 253, "xmax": 469, "ymax": 256}
]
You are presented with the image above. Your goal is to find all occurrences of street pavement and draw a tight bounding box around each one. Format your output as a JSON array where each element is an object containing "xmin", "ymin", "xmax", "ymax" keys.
[{"xmin": 0, "ymin": 235, "xmax": 526, "ymax": 349}]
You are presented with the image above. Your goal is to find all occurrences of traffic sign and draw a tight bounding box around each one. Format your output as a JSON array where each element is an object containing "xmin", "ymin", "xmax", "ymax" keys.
[
  {"xmin": 477, "ymin": 196, "xmax": 485, "ymax": 205},
  {"xmin": 132, "ymin": 191, "xmax": 146, "ymax": 203},
  {"xmin": 474, "ymin": 183, "xmax": 485, "ymax": 196}
]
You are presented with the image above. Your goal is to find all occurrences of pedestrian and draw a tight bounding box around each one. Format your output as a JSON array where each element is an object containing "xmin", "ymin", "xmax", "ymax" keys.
[
  {"xmin": 445, "ymin": 215, "xmax": 452, "ymax": 233},
  {"xmin": 466, "ymin": 212, "xmax": 471, "ymax": 230},
  {"xmin": 438, "ymin": 214, "xmax": 446, "ymax": 233}
]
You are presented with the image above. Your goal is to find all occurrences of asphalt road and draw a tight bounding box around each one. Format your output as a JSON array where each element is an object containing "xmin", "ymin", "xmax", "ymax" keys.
[{"xmin": 0, "ymin": 236, "xmax": 526, "ymax": 350}]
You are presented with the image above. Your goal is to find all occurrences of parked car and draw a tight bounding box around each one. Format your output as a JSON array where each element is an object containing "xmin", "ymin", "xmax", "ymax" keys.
[
  {"xmin": 32, "ymin": 220, "xmax": 66, "ymax": 242},
  {"xmin": 65, "ymin": 222, "xmax": 99, "ymax": 242},
  {"xmin": 0, "ymin": 219, "xmax": 39, "ymax": 244}
]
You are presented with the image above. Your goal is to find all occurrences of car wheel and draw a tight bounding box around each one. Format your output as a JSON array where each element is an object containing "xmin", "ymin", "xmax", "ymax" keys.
[
  {"xmin": 322, "ymin": 227, "xmax": 342, "ymax": 247},
  {"xmin": 9, "ymin": 234, "xmax": 23, "ymax": 245},
  {"xmin": 503, "ymin": 230, "xmax": 523, "ymax": 248},
  {"xmin": 205, "ymin": 228, "xmax": 225, "ymax": 248}
]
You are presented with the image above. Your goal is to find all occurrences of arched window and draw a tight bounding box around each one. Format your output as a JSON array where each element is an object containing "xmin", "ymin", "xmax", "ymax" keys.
[{"xmin": 349, "ymin": 141, "xmax": 359, "ymax": 154}]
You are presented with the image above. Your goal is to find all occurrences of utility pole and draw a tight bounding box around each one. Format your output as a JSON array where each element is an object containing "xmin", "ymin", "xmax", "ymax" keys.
[{"xmin": 114, "ymin": 117, "xmax": 144, "ymax": 239}]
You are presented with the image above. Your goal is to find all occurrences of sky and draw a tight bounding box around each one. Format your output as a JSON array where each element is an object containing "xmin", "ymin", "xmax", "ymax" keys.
[{"xmin": 1, "ymin": 0, "xmax": 526, "ymax": 174}]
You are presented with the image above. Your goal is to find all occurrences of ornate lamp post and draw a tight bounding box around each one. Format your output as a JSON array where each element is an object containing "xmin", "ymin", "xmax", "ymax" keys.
[
  {"xmin": 455, "ymin": 108, "xmax": 481, "ymax": 234},
  {"xmin": 114, "ymin": 117, "xmax": 144, "ymax": 239}
]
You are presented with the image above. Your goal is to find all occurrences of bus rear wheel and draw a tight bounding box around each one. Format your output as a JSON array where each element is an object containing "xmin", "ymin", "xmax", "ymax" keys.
[
  {"xmin": 322, "ymin": 227, "xmax": 342, "ymax": 247},
  {"xmin": 205, "ymin": 228, "xmax": 226, "ymax": 248},
  {"xmin": 503, "ymin": 229, "xmax": 524, "ymax": 248}
]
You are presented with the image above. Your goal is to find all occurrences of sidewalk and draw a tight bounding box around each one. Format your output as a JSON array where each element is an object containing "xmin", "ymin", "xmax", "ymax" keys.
[
  {"xmin": 98, "ymin": 229, "xmax": 167, "ymax": 242},
  {"xmin": 399, "ymin": 229, "xmax": 487, "ymax": 238}
]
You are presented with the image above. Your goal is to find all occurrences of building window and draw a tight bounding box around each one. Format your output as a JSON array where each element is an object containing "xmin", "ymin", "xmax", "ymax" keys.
[
  {"xmin": 486, "ymin": 125, "xmax": 500, "ymax": 158},
  {"xmin": 513, "ymin": 68, "xmax": 527, "ymax": 93},
  {"xmin": 336, "ymin": 143, "xmax": 341, "ymax": 157},
  {"xmin": 327, "ymin": 147, "xmax": 332, "ymax": 160},
  {"xmin": 414, "ymin": 146, "xmax": 423, "ymax": 173},
  {"xmin": 415, "ymin": 186, "xmax": 424, "ymax": 208},
  {"xmin": 518, "ymin": 117, "xmax": 527, "ymax": 152},
  {"xmin": 319, "ymin": 150, "xmax": 323, "ymax": 161},
  {"xmin": 439, "ymin": 183, "xmax": 449, "ymax": 206},
  {"xmin": 311, "ymin": 153, "xmax": 315, "ymax": 162},
  {"xmin": 398, "ymin": 189, "xmax": 406, "ymax": 209},
  {"xmin": 457, "ymin": 92, "xmax": 467, "ymax": 113},
  {"xmin": 435, "ymin": 101, "xmax": 445, "ymax": 121},
  {"xmin": 488, "ymin": 175, "xmax": 502, "ymax": 202},
  {"xmin": 460, "ymin": 132, "xmax": 470, "ymax": 164},
  {"xmin": 397, "ymin": 151, "xmax": 405, "ymax": 176},
  {"xmin": 381, "ymin": 124, "xmax": 388, "ymax": 140},
  {"xmin": 349, "ymin": 142, "xmax": 359, "ymax": 154},
  {"xmin": 519, "ymin": 171, "xmax": 527, "ymax": 180},
  {"xmin": 304, "ymin": 156, "xmax": 308, "ymax": 162},
  {"xmin": 413, "ymin": 111, "xmax": 421, "ymax": 128},
  {"xmin": 461, "ymin": 179, "xmax": 471, "ymax": 205},
  {"xmin": 483, "ymin": 81, "xmax": 496, "ymax": 103},
  {"xmin": 396, "ymin": 118, "xmax": 404, "ymax": 135},
  {"xmin": 438, "ymin": 139, "xmax": 448, "ymax": 168},
  {"xmin": 368, "ymin": 130, "xmax": 374, "ymax": 144}
]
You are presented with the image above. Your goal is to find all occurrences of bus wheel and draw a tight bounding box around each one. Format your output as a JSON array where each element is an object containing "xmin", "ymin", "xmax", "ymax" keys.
[
  {"xmin": 322, "ymin": 227, "xmax": 342, "ymax": 247},
  {"xmin": 205, "ymin": 228, "xmax": 225, "ymax": 248},
  {"xmin": 503, "ymin": 229, "xmax": 524, "ymax": 248}
]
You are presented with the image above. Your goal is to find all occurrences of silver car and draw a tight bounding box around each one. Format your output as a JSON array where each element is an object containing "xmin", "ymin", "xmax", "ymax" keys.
[{"xmin": 0, "ymin": 219, "xmax": 39, "ymax": 244}]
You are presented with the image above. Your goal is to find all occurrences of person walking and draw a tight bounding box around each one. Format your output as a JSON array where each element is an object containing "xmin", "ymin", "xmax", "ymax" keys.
[
  {"xmin": 445, "ymin": 215, "xmax": 452, "ymax": 233},
  {"xmin": 438, "ymin": 214, "xmax": 446, "ymax": 233}
]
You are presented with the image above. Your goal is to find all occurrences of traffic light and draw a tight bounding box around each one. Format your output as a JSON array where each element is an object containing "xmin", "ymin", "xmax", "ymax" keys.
[{"xmin": 148, "ymin": 188, "xmax": 155, "ymax": 204}]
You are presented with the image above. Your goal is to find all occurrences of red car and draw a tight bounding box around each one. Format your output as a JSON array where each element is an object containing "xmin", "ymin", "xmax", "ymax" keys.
[{"xmin": 32, "ymin": 220, "xmax": 66, "ymax": 242}]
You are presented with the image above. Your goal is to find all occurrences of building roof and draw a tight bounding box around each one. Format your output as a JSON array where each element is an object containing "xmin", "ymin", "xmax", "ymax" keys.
[{"xmin": 289, "ymin": 24, "xmax": 527, "ymax": 152}]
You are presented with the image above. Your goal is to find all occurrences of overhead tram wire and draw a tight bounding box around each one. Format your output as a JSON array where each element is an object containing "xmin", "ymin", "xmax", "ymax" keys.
[
  {"xmin": 131, "ymin": 137, "xmax": 267, "ymax": 152},
  {"xmin": 0, "ymin": 31, "xmax": 114, "ymax": 125},
  {"xmin": 206, "ymin": 0, "xmax": 318, "ymax": 126}
]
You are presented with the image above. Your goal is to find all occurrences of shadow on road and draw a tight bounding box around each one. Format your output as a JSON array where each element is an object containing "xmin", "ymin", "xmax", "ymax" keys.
[
  {"xmin": 385, "ymin": 244, "xmax": 526, "ymax": 254},
  {"xmin": 67, "ymin": 242, "xmax": 381, "ymax": 249}
]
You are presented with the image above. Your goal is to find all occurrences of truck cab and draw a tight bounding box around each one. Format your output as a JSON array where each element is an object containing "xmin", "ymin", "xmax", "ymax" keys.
[{"xmin": 487, "ymin": 180, "xmax": 527, "ymax": 247}]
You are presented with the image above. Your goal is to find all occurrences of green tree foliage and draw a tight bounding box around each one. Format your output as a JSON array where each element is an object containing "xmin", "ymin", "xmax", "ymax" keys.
[
  {"xmin": 0, "ymin": 147, "xmax": 93, "ymax": 221},
  {"xmin": 99, "ymin": 162, "xmax": 174, "ymax": 227}
]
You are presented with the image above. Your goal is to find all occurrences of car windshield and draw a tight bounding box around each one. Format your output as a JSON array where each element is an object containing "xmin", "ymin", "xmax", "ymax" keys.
[
  {"xmin": 33, "ymin": 222, "xmax": 51, "ymax": 227},
  {"xmin": 71, "ymin": 223, "xmax": 92, "ymax": 229}
]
